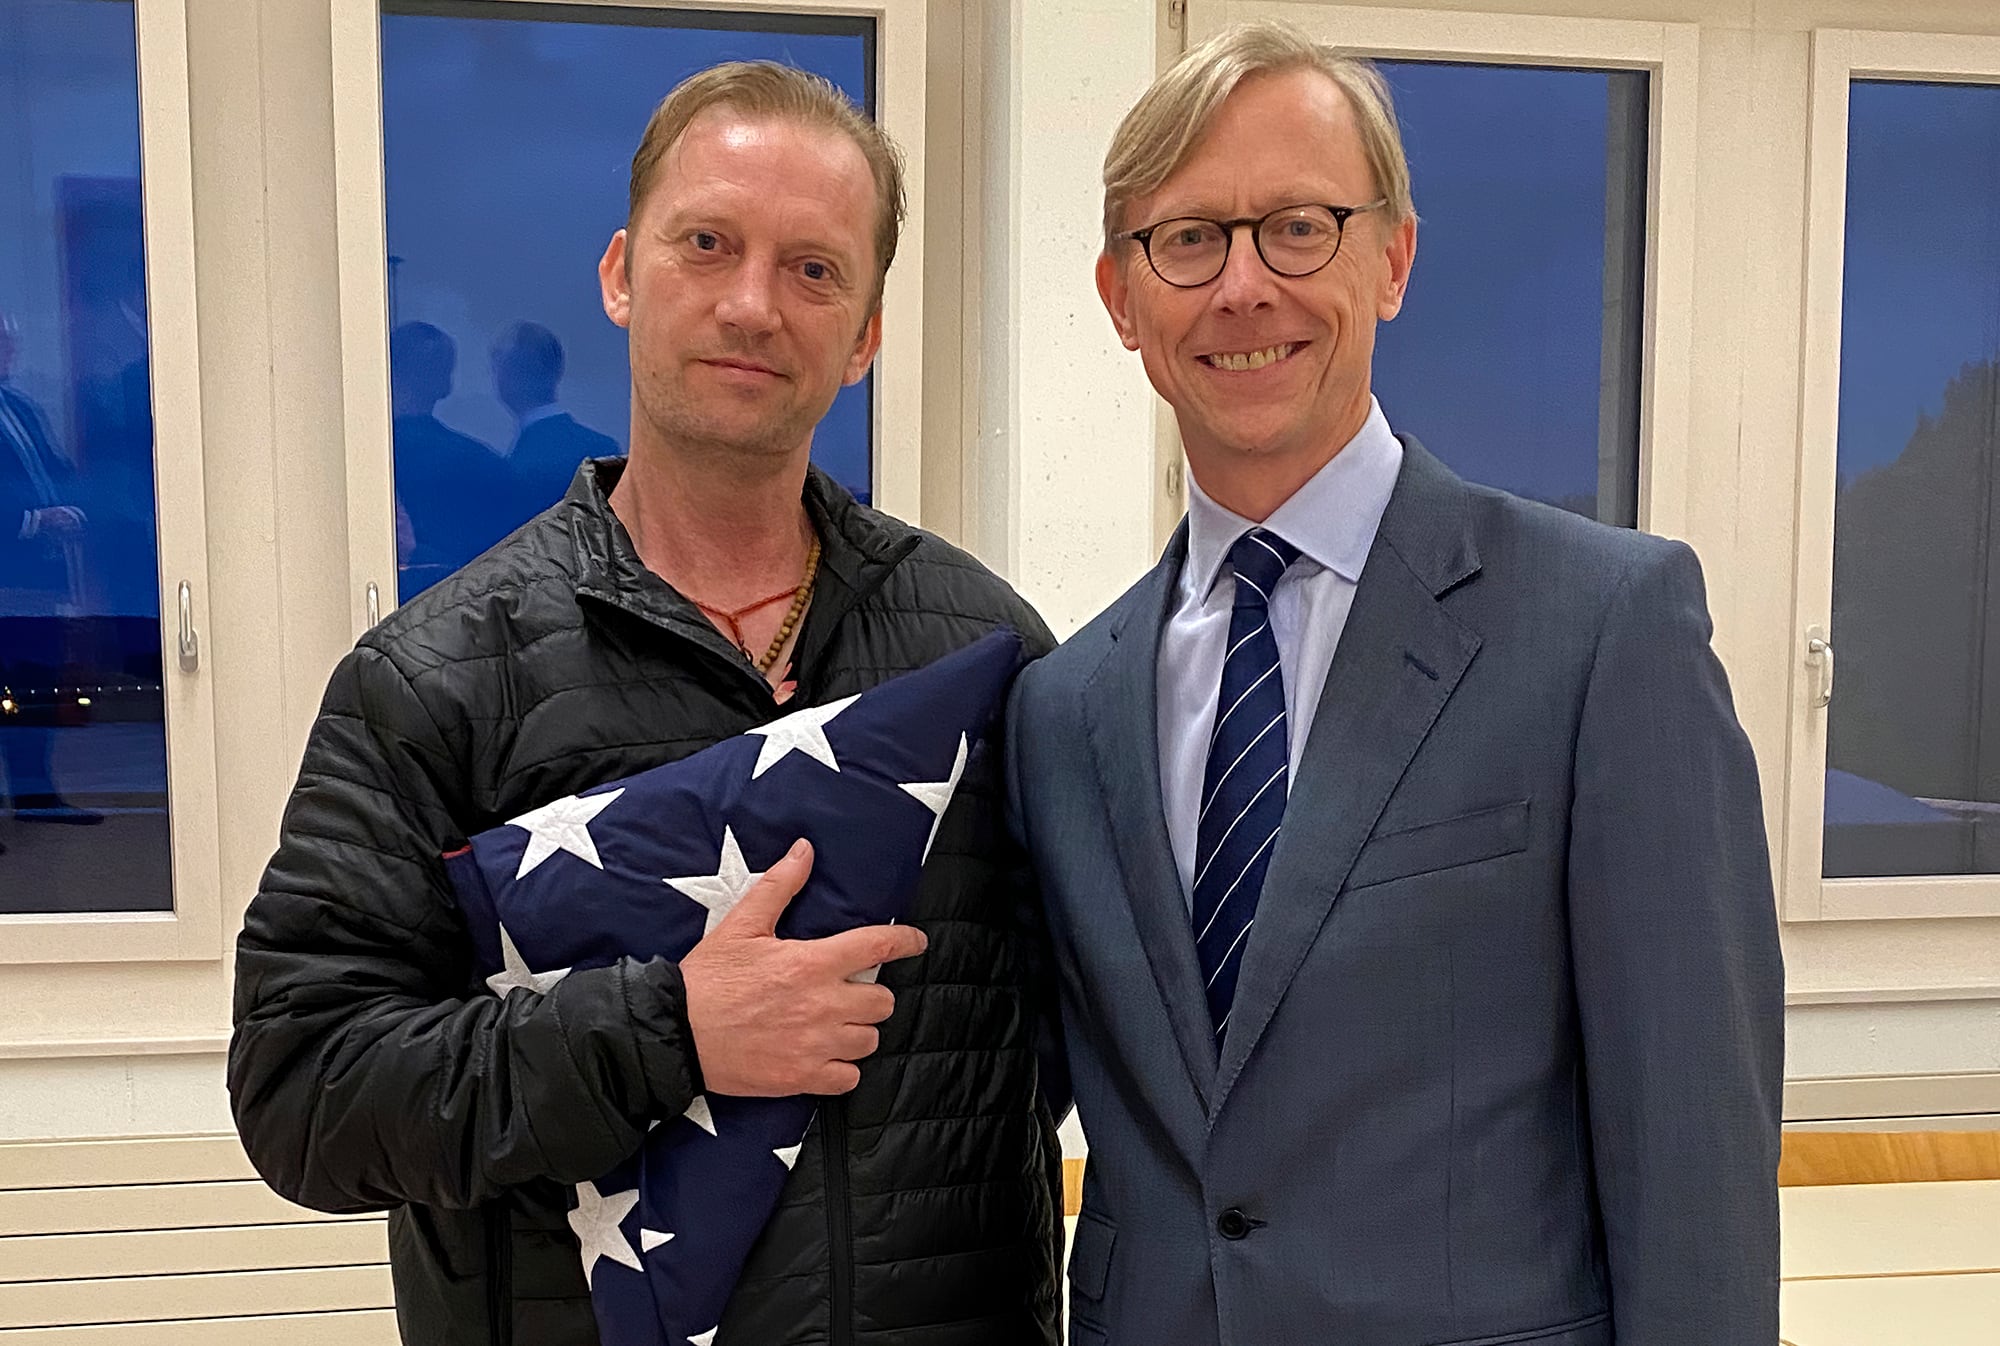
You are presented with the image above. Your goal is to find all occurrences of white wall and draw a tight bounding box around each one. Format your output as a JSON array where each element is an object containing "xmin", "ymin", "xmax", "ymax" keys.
[{"xmin": 968, "ymin": 0, "xmax": 1167, "ymax": 637}]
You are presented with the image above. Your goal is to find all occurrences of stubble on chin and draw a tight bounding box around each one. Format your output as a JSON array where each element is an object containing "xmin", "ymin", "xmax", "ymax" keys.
[{"xmin": 634, "ymin": 365, "xmax": 810, "ymax": 467}]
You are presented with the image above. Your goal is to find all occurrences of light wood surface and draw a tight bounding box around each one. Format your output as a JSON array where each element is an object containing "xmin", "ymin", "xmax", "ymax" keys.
[{"xmin": 1780, "ymin": 1131, "xmax": 2000, "ymax": 1186}]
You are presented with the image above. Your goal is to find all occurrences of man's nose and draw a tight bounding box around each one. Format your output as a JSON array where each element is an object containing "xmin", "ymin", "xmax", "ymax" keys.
[
  {"xmin": 1211, "ymin": 224, "xmax": 1279, "ymax": 312},
  {"xmin": 715, "ymin": 257, "xmax": 782, "ymax": 335}
]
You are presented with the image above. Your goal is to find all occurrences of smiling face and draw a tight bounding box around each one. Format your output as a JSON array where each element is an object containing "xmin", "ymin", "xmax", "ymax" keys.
[
  {"xmin": 1098, "ymin": 67, "xmax": 1416, "ymax": 510},
  {"xmin": 599, "ymin": 108, "xmax": 882, "ymax": 468}
]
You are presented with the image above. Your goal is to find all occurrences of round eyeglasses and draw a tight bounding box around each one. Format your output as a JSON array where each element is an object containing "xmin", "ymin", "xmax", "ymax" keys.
[{"xmin": 1115, "ymin": 200, "xmax": 1388, "ymax": 288}]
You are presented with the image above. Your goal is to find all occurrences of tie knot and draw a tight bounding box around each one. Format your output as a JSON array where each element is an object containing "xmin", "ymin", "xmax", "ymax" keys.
[{"xmin": 1226, "ymin": 529, "xmax": 1298, "ymax": 606}]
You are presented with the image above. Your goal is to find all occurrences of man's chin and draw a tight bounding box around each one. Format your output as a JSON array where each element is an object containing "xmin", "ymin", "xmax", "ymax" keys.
[{"xmin": 647, "ymin": 413, "xmax": 811, "ymax": 464}]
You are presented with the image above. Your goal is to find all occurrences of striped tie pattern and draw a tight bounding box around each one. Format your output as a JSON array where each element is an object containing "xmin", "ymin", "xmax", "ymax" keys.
[{"xmin": 1192, "ymin": 528, "xmax": 1299, "ymax": 1042}]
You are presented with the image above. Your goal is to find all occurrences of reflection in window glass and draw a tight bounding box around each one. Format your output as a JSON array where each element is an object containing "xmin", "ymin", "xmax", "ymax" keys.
[
  {"xmin": 0, "ymin": 0, "xmax": 171, "ymax": 913},
  {"xmin": 380, "ymin": 2, "xmax": 874, "ymax": 601},
  {"xmin": 1824, "ymin": 79, "xmax": 2000, "ymax": 879},
  {"xmin": 1371, "ymin": 61, "xmax": 1648, "ymax": 526}
]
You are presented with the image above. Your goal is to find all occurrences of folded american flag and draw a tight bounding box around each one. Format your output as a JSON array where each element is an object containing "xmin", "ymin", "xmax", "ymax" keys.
[{"xmin": 444, "ymin": 629, "xmax": 1025, "ymax": 1346}]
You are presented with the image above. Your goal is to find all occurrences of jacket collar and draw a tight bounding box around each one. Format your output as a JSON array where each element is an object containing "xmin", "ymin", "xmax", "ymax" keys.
[{"xmin": 564, "ymin": 456, "xmax": 920, "ymax": 690}]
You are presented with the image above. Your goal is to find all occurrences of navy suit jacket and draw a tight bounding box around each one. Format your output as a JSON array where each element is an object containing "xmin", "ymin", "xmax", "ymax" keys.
[
  {"xmin": 0, "ymin": 384, "xmax": 73, "ymax": 599},
  {"xmin": 1007, "ymin": 439, "xmax": 1784, "ymax": 1346},
  {"xmin": 510, "ymin": 412, "xmax": 620, "ymax": 522}
]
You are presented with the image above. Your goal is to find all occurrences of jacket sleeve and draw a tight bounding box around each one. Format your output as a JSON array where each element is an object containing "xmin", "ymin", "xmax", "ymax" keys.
[
  {"xmin": 1566, "ymin": 541, "xmax": 1784, "ymax": 1343},
  {"xmin": 228, "ymin": 642, "xmax": 703, "ymax": 1214},
  {"xmin": 1001, "ymin": 621, "xmax": 1073, "ymax": 1126}
]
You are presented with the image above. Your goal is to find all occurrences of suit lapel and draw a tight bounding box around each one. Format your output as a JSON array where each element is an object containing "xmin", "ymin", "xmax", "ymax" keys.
[
  {"xmin": 1082, "ymin": 525, "xmax": 1220, "ymax": 1108},
  {"xmin": 1213, "ymin": 440, "xmax": 1484, "ymax": 1104}
]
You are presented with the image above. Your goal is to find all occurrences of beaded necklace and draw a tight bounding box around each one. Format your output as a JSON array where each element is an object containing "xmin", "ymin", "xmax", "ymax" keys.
[{"xmin": 691, "ymin": 535, "xmax": 822, "ymax": 675}]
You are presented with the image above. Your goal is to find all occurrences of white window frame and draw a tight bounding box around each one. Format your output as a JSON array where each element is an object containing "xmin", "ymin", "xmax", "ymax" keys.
[
  {"xmin": 0, "ymin": 0, "xmax": 226, "ymax": 967},
  {"xmin": 328, "ymin": 0, "xmax": 929, "ymax": 636},
  {"xmin": 1191, "ymin": 1, "xmax": 1701, "ymax": 544},
  {"xmin": 1781, "ymin": 28, "xmax": 2000, "ymax": 923}
]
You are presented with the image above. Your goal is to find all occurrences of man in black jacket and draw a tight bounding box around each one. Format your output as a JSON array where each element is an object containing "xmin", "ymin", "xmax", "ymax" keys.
[{"xmin": 229, "ymin": 62, "xmax": 1064, "ymax": 1346}]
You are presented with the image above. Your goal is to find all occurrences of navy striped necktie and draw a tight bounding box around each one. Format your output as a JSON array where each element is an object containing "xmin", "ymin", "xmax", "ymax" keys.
[{"xmin": 1192, "ymin": 527, "xmax": 1299, "ymax": 1042}]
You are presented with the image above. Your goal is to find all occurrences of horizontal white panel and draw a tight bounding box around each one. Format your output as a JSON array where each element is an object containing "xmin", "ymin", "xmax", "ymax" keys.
[
  {"xmin": 0, "ymin": 1134, "xmax": 253, "ymax": 1192},
  {"xmin": 1783, "ymin": 1180, "xmax": 2000, "ymax": 1280},
  {"xmin": 1788, "ymin": 1003, "xmax": 2000, "ymax": 1080},
  {"xmin": 0, "ymin": 1308, "xmax": 398, "ymax": 1345},
  {"xmin": 1782, "ymin": 1271, "xmax": 2000, "ymax": 1346},
  {"xmin": 0, "ymin": 1265, "xmax": 392, "ymax": 1329},
  {"xmin": 0, "ymin": 1182, "xmax": 376, "ymax": 1239},
  {"xmin": 0, "ymin": 1220, "xmax": 387, "ymax": 1284},
  {"xmin": 0, "ymin": 1056, "xmax": 231, "ymax": 1144}
]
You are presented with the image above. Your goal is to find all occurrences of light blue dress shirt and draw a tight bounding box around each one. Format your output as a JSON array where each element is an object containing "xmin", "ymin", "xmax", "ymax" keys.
[{"xmin": 1158, "ymin": 398, "xmax": 1404, "ymax": 900}]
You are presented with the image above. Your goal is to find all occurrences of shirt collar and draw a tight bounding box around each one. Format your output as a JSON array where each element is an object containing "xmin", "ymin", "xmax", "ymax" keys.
[
  {"xmin": 519, "ymin": 403, "xmax": 566, "ymax": 430},
  {"xmin": 1183, "ymin": 395, "xmax": 1405, "ymax": 602}
]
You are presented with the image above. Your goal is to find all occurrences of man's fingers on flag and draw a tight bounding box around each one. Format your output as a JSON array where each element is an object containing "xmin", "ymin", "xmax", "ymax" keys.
[
  {"xmin": 724, "ymin": 839, "xmax": 812, "ymax": 935},
  {"xmin": 816, "ymin": 922, "xmax": 927, "ymax": 976}
]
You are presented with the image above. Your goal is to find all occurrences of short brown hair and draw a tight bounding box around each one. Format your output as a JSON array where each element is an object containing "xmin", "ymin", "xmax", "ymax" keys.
[
  {"xmin": 1102, "ymin": 21, "xmax": 1416, "ymax": 245},
  {"xmin": 627, "ymin": 61, "xmax": 906, "ymax": 309}
]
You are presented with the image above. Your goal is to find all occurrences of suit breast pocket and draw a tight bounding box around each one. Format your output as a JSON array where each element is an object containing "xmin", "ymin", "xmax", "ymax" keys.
[{"xmin": 1346, "ymin": 800, "xmax": 1531, "ymax": 891}]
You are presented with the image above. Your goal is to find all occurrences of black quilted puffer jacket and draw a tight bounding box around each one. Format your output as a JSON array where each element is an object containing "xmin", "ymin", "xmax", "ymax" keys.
[{"xmin": 228, "ymin": 459, "xmax": 1066, "ymax": 1346}]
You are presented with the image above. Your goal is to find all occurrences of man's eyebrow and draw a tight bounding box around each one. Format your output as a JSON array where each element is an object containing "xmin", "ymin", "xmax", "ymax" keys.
[{"xmin": 1147, "ymin": 192, "xmax": 1338, "ymax": 220}]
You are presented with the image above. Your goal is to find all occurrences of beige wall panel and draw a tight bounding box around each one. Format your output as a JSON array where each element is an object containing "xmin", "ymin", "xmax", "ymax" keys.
[
  {"xmin": 0, "ymin": 1134, "xmax": 253, "ymax": 1189},
  {"xmin": 0, "ymin": 1310, "xmax": 398, "ymax": 1346},
  {"xmin": 0, "ymin": 1220, "xmax": 388, "ymax": 1284},
  {"xmin": 0, "ymin": 1265, "xmax": 392, "ymax": 1330},
  {"xmin": 0, "ymin": 1180, "xmax": 371, "ymax": 1239}
]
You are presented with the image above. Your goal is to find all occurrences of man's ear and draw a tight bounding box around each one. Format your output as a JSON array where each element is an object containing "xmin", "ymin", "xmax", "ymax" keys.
[
  {"xmin": 599, "ymin": 230, "xmax": 632, "ymax": 329},
  {"xmin": 842, "ymin": 307, "xmax": 884, "ymax": 386},
  {"xmin": 1097, "ymin": 250, "xmax": 1142, "ymax": 352},
  {"xmin": 1376, "ymin": 215, "xmax": 1418, "ymax": 322}
]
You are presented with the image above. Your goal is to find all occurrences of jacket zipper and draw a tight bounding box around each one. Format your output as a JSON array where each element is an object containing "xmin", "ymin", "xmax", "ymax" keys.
[
  {"xmin": 486, "ymin": 1200, "xmax": 513, "ymax": 1346},
  {"xmin": 824, "ymin": 1097, "xmax": 854, "ymax": 1346}
]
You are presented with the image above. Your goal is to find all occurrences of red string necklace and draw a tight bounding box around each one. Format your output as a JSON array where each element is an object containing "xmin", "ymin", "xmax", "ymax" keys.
[{"xmin": 690, "ymin": 535, "xmax": 822, "ymax": 673}]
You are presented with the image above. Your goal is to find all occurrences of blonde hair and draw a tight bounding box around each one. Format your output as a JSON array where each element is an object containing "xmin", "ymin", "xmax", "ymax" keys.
[
  {"xmin": 626, "ymin": 61, "xmax": 906, "ymax": 309},
  {"xmin": 1102, "ymin": 21, "xmax": 1416, "ymax": 245}
]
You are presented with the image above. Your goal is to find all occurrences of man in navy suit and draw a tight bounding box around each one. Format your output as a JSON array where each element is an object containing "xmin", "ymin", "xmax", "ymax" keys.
[
  {"xmin": 0, "ymin": 313, "xmax": 83, "ymax": 602},
  {"xmin": 0, "ymin": 310, "xmax": 98, "ymax": 834},
  {"xmin": 1008, "ymin": 24, "xmax": 1784, "ymax": 1345},
  {"xmin": 491, "ymin": 321, "xmax": 621, "ymax": 518},
  {"xmin": 389, "ymin": 321, "xmax": 512, "ymax": 588}
]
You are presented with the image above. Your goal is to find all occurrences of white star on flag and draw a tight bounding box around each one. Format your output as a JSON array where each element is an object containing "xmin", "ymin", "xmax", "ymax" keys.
[
  {"xmin": 664, "ymin": 827, "xmax": 767, "ymax": 935},
  {"xmin": 899, "ymin": 733, "xmax": 969, "ymax": 862},
  {"xmin": 507, "ymin": 788, "xmax": 625, "ymax": 878},
  {"xmin": 568, "ymin": 1180, "xmax": 641, "ymax": 1286},
  {"xmin": 685, "ymin": 1095, "xmax": 717, "ymax": 1136},
  {"xmin": 774, "ymin": 1143, "xmax": 801, "ymax": 1170},
  {"xmin": 641, "ymin": 1228, "xmax": 674, "ymax": 1252},
  {"xmin": 745, "ymin": 695, "xmax": 858, "ymax": 779},
  {"xmin": 486, "ymin": 923, "xmax": 571, "ymax": 998}
]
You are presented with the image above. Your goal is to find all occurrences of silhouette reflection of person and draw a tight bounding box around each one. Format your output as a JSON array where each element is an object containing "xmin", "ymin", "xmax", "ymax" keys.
[
  {"xmin": 389, "ymin": 321, "xmax": 511, "ymax": 591},
  {"xmin": 491, "ymin": 321, "xmax": 620, "ymax": 518},
  {"xmin": 0, "ymin": 311, "xmax": 100, "ymax": 839}
]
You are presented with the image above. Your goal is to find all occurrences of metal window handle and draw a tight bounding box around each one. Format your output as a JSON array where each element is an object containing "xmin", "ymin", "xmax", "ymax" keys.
[
  {"xmin": 366, "ymin": 581, "xmax": 380, "ymax": 627},
  {"xmin": 1806, "ymin": 626, "xmax": 1834, "ymax": 709},
  {"xmin": 177, "ymin": 580, "xmax": 200, "ymax": 672}
]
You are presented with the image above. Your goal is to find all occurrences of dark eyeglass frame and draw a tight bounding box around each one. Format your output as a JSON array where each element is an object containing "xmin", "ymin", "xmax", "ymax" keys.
[{"xmin": 1115, "ymin": 199, "xmax": 1390, "ymax": 288}]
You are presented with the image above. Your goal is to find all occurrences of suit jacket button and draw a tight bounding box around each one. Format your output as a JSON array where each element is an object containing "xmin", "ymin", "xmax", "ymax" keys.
[{"xmin": 1216, "ymin": 1208, "xmax": 1251, "ymax": 1240}]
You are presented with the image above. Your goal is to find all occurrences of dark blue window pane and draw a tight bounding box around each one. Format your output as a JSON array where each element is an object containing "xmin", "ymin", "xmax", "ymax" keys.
[
  {"xmin": 1371, "ymin": 61, "xmax": 1648, "ymax": 525},
  {"xmin": 1, "ymin": 0, "xmax": 171, "ymax": 913},
  {"xmin": 1823, "ymin": 79, "xmax": 2000, "ymax": 879},
  {"xmin": 380, "ymin": 2, "xmax": 874, "ymax": 602}
]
